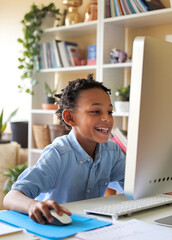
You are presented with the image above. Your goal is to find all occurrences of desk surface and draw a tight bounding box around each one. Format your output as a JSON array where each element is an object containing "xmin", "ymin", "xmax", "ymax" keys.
[{"xmin": 1, "ymin": 194, "xmax": 172, "ymax": 239}]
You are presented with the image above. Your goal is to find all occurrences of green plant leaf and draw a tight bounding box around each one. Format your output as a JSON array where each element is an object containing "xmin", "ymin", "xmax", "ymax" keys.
[{"xmin": 18, "ymin": 3, "xmax": 61, "ymax": 95}]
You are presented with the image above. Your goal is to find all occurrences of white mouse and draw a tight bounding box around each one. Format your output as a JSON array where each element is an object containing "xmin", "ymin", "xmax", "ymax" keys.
[{"xmin": 47, "ymin": 210, "xmax": 72, "ymax": 226}]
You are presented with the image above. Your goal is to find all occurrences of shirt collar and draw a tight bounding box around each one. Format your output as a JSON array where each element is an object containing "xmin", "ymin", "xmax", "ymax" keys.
[{"xmin": 67, "ymin": 129, "xmax": 101, "ymax": 164}]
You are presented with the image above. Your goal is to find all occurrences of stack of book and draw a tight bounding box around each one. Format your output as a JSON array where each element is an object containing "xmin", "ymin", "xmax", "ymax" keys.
[
  {"xmin": 110, "ymin": 127, "xmax": 127, "ymax": 154},
  {"xmin": 37, "ymin": 40, "xmax": 82, "ymax": 69},
  {"xmin": 105, "ymin": 0, "xmax": 165, "ymax": 18}
]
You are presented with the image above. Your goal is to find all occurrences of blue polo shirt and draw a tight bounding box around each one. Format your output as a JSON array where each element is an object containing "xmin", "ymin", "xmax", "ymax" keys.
[{"xmin": 12, "ymin": 129, "xmax": 125, "ymax": 204}]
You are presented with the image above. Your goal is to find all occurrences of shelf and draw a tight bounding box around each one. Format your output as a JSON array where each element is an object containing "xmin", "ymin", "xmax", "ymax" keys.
[
  {"xmin": 42, "ymin": 20, "xmax": 98, "ymax": 38},
  {"xmin": 104, "ymin": 8, "xmax": 172, "ymax": 28},
  {"xmin": 113, "ymin": 112, "xmax": 129, "ymax": 117},
  {"xmin": 31, "ymin": 148, "xmax": 42, "ymax": 154},
  {"xmin": 38, "ymin": 65, "xmax": 97, "ymax": 73},
  {"xmin": 31, "ymin": 109, "xmax": 56, "ymax": 114},
  {"xmin": 103, "ymin": 62, "xmax": 132, "ymax": 69}
]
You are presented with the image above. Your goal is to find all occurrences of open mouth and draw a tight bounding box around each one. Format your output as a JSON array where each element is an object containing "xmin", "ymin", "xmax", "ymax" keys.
[{"xmin": 95, "ymin": 127, "xmax": 109, "ymax": 133}]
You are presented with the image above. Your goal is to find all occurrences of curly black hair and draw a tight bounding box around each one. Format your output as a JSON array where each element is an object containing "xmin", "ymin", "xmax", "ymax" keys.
[{"xmin": 55, "ymin": 74, "xmax": 111, "ymax": 128}]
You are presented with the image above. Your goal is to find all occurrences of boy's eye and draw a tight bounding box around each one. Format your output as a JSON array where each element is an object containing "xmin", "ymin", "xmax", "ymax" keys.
[
  {"xmin": 108, "ymin": 111, "xmax": 113, "ymax": 115},
  {"xmin": 91, "ymin": 110, "xmax": 100, "ymax": 114}
]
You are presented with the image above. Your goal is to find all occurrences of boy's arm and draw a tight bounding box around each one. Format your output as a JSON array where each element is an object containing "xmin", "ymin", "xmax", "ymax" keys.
[
  {"xmin": 3, "ymin": 189, "xmax": 71, "ymax": 224},
  {"xmin": 3, "ymin": 189, "xmax": 36, "ymax": 213}
]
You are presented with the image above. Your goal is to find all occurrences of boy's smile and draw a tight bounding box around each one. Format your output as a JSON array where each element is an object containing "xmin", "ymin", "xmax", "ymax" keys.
[{"xmin": 70, "ymin": 88, "xmax": 114, "ymax": 157}]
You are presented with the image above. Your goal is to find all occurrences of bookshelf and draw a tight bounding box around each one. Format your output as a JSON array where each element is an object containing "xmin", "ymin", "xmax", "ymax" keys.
[{"xmin": 28, "ymin": 0, "xmax": 172, "ymax": 166}]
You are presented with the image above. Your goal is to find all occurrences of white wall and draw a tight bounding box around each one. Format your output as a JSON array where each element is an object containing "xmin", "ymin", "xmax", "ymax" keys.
[{"xmin": 0, "ymin": 0, "xmax": 88, "ymax": 122}]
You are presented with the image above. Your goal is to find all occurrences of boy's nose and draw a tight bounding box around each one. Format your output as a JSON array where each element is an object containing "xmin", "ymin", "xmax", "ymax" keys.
[{"xmin": 101, "ymin": 114, "xmax": 110, "ymax": 121}]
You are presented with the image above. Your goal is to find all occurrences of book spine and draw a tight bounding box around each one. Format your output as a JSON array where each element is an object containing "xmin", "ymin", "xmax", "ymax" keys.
[
  {"xmin": 111, "ymin": 136, "xmax": 126, "ymax": 154},
  {"xmin": 58, "ymin": 41, "xmax": 70, "ymax": 67},
  {"xmin": 120, "ymin": 0, "xmax": 128, "ymax": 15},
  {"xmin": 45, "ymin": 42, "xmax": 51, "ymax": 68},
  {"xmin": 110, "ymin": 0, "xmax": 116, "ymax": 17},
  {"xmin": 55, "ymin": 40, "xmax": 63, "ymax": 67},
  {"xmin": 114, "ymin": 0, "xmax": 121, "ymax": 16},
  {"xmin": 129, "ymin": 0, "xmax": 141, "ymax": 13},
  {"xmin": 37, "ymin": 44, "xmax": 44, "ymax": 69},
  {"xmin": 123, "ymin": 0, "xmax": 132, "ymax": 14},
  {"xmin": 136, "ymin": 0, "xmax": 148, "ymax": 11},
  {"xmin": 126, "ymin": 0, "xmax": 137, "ymax": 13},
  {"xmin": 42, "ymin": 43, "xmax": 48, "ymax": 69},
  {"xmin": 107, "ymin": 0, "xmax": 111, "ymax": 17},
  {"xmin": 118, "ymin": 0, "xmax": 125, "ymax": 15}
]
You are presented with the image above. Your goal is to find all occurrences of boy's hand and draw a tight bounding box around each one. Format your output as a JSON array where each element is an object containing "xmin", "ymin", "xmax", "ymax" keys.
[{"xmin": 28, "ymin": 199, "xmax": 72, "ymax": 224}]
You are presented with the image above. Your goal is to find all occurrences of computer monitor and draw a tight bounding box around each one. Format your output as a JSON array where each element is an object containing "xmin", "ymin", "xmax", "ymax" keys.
[{"xmin": 124, "ymin": 36, "xmax": 172, "ymax": 200}]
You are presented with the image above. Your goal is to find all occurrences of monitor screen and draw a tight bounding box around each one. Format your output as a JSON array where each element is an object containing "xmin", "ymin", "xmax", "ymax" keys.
[{"xmin": 124, "ymin": 36, "xmax": 172, "ymax": 199}]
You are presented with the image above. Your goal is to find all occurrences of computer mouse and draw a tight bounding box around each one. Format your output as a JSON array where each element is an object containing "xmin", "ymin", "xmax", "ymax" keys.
[{"xmin": 45, "ymin": 210, "xmax": 72, "ymax": 226}]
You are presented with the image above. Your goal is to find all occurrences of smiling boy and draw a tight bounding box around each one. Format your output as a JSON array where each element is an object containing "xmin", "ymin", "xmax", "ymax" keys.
[{"xmin": 3, "ymin": 74, "xmax": 125, "ymax": 224}]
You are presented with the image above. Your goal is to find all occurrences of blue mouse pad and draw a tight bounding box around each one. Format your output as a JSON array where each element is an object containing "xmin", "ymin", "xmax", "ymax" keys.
[{"xmin": 0, "ymin": 210, "xmax": 111, "ymax": 239}]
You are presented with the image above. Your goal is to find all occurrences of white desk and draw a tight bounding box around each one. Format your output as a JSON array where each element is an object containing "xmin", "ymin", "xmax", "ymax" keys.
[{"xmin": 1, "ymin": 194, "xmax": 172, "ymax": 239}]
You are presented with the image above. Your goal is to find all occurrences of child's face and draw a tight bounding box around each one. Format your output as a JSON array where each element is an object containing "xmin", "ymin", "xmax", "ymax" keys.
[{"xmin": 71, "ymin": 88, "xmax": 114, "ymax": 147}]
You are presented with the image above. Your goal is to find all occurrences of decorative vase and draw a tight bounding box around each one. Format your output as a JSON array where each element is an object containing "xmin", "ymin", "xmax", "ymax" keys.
[
  {"xmin": 63, "ymin": 0, "xmax": 82, "ymax": 26},
  {"xmin": 114, "ymin": 101, "xmax": 129, "ymax": 113},
  {"xmin": 84, "ymin": 0, "xmax": 97, "ymax": 22}
]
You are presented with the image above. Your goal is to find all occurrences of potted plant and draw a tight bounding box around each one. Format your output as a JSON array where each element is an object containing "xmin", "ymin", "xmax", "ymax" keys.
[
  {"xmin": 17, "ymin": 3, "xmax": 61, "ymax": 95},
  {"xmin": 0, "ymin": 109, "xmax": 18, "ymax": 143},
  {"xmin": 42, "ymin": 81, "xmax": 58, "ymax": 110},
  {"xmin": 1, "ymin": 162, "xmax": 27, "ymax": 194},
  {"xmin": 114, "ymin": 85, "xmax": 130, "ymax": 113}
]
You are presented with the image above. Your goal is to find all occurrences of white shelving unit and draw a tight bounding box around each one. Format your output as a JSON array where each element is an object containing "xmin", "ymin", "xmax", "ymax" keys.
[{"xmin": 28, "ymin": 0, "xmax": 172, "ymax": 166}]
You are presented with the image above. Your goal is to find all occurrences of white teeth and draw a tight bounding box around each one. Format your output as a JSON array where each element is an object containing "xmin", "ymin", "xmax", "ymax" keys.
[{"xmin": 96, "ymin": 127, "xmax": 108, "ymax": 132}]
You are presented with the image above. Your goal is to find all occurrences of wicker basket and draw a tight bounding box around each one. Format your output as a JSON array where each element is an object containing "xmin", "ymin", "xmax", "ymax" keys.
[
  {"xmin": 49, "ymin": 124, "xmax": 70, "ymax": 142},
  {"xmin": 32, "ymin": 124, "xmax": 51, "ymax": 149}
]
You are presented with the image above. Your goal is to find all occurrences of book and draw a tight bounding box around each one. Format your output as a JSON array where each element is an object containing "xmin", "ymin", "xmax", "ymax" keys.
[
  {"xmin": 57, "ymin": 41, "xmax": 70, "ymax": 67},
  {"xmin": 42, "ymin": 43, "xmax": 48, "ymax": 68},
  {"xmin": 135, "ymin": 0, "xmax": 148, "ymax": 11},
  {"xmin": 37, "ymin": 44, "xmax": 44, "ymax": 69},
  {"xmin": 105, "ymin": 0, "xmax": 111, "ymax": 18},
  {"xmin": 110, "ymin": 0, "xmax": 116, "ymax": 17},
  {"xmin": 87, "ymin": 45, "xmax": 96, "ymax": 65},
  {"xmin": 46, "ymin": 42, "xmax": 52, "ymax": 68},
  {"xmin": 123, "ymin": 0, "xmax": 133, "ymax": 14},
  {"xmin": 119, "ymin": 0, "xmax": 129, "ymax": 15},
  {"xmin": 65, "ymin": 42, "xmax": 81, "ymax": 66},
  {"xmin": 111, "ymin": 135, "xmax": 126, "ymax": 154},
  {"xmin": 126, "ymin": 0, "xmax": 137, "ymax": 13},
  {"xmin": 114, "ymin": 0, "xmax": 121, "ymax": 16},
  {"xmin": 129, "ymin": 0, "xmax": 141, "ymax": 13},
  {"xmin": 142, "ymin": 0, "xmax": 165, "ymax": 10},
  {"xmin": 118, "ymin": 0, "xmax": 125, "ymax": 15},
  {"xmin": 50, "ymin": 40, "xmax": 62, "ymax": 68},
  {"xmin": 111, "ymin": 127, "xmax": 127, "ymax": 153}
]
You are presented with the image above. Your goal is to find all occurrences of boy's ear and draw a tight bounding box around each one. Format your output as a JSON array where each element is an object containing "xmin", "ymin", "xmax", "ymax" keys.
[{"xmin": 62, "ymin": 109, "xmax": 75, "ymax": 127}]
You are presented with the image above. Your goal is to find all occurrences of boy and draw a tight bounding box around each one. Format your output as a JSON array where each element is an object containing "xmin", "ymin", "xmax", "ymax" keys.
[{"xmin": 3, "ymin": 74, "xmax": 125, "ymax": 224}]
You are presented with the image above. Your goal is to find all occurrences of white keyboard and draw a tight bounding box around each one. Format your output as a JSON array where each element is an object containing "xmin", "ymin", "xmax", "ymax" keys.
[{"xmin": 84, "ymin": 194, "xmax": 172, "ymax": 220}]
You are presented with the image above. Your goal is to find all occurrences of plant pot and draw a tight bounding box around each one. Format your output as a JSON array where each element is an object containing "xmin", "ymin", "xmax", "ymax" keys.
[
  {"xmin": 32, "ymin": 124, "xmax": 51, "ymax": 149},
  {"xmin": 45, "ymin": 97, "xmax": 55, "ymax": 104},
  {"xmin": 114, "ymin": 101, "xmax": 129, "ymax": 113},
  {"xmin": 49, "ymin": 124, "xmax": 70, "ymax": 142},
  {"xmin": 42, "ymin": 97, "xmax": 58, "ymax": 110},
  {"xmin": 42, "ymin": 103, "xmax": 58, "ymax": 110},
  {"xmin": 0, "ymin": 139, "xmax": 11, "ymax": 144},
  {"xmin": 40, "ymin": 12, "xmax": 55, "ymax": 29},
  {"xmin": 10, "ymin": 121, "xmax": 28, "ymax": 148}
]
